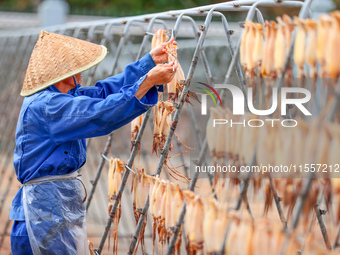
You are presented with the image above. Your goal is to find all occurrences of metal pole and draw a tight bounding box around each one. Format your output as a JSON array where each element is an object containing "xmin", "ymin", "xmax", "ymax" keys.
[
  {"xmin": 334, "ymin": 226, "xmax": 340, "ymax": 249},
  {"xmin": 110, "ymin": 20, "xmax": 146, "ymax": 76},
  {"xmin": 0, "ymin": 172, "xmax": 15, "ymax": 250},
  {"xmin": 269, "ymin": 177, "xmax": 287, "ymax": 228},
  {"xmin": 280, "ymin": 174, "xmax": 314, "ymax": 255},
  {"xmin": 95, "ymin": 108, "xmax": 152, "ymax": 254},
  {"xmin": 85, "ymin": 132, "xmax": 114, "ymax": 211},
  {"xmin": 315, "ymin": 205, "xmax": 331, "ymax": 250},
  {"xmin": 85, "ymin": 23, "xmax": 119, "ymax": 86}
]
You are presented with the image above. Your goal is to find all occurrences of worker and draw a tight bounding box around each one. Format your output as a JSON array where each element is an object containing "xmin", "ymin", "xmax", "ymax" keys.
[{"xmin": 10, "ymin": 30, "xmax": 178, "ymax": 255}]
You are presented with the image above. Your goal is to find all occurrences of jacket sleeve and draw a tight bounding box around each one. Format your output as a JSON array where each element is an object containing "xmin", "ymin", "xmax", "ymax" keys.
[
  {"xmin": 78, "ymin": 53, "xmax": 157, "ymax": 98},
  {"xmin": 45, "ymin": 75, "xmax": 158, "ymax": 144}
]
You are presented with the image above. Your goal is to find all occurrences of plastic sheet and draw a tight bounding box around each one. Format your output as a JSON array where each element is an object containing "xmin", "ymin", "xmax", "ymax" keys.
[{"xmin": 22, "ymin": 174, "xmax": 88, "ymax": 255}]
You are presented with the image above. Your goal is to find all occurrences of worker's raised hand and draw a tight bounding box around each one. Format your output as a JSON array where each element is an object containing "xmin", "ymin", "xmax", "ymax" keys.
[
  {"xmin": 135, "ymin": 61, "xmax": 178, "ymax": 99},
  {"xmin": 150, "ymin": 38, "xmax": 177, "ymax": 65},
  {"xmin": 147, "ymin": 61, "xmax": 178, "ymax": 85}
]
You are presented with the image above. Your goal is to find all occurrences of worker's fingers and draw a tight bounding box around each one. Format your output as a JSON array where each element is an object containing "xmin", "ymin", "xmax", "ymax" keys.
[
  {"xmin": 166, "ymin": 38, "xmax": 177, "ymax": 47},
  {"xmin": 173, "ymin": 60, "xmax": 179, "ymax": 70},
  {"xmin": 161, "ymin": 38, "xmax": 177, "ymax": 51},
  {"xmin": 163, "ymin": 61, "xmax": 178, "ymax": 71},
  {"xmin": 168, "ymin": 60, "xmax": 178, "ymax": 70},
  {"xmin": 161, "ymin": 61, "xmax": 174, "ymax": 68},
  {"xmin": 167, "ymin": 37, "xmax": 175, "ymax": 45}
]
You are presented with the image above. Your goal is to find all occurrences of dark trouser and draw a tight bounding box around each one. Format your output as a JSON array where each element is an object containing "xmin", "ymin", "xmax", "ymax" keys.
[
  {"xmin": 11, "ymin": 220, "xmax": 33, "ymax": 255},
  {"xmin": 11, "ymin": 219, "xmax": 80, "ymax": 255}
]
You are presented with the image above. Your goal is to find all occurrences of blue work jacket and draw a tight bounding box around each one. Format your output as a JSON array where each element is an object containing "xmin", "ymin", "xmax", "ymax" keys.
[{"xmin": 10, "ymin": 53, "xmax": 160, "ymax": 221}]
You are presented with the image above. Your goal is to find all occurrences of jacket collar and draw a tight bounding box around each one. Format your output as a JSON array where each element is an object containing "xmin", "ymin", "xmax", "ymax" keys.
[{"xmin": 46, "ymin": 84, "xmax": 81, "ymax": 96}]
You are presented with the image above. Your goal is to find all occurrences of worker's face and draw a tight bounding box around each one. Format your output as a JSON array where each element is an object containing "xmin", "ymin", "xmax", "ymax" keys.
[
  {"xmin": 55, "ymin": 73, "xmax": 82, "ymax": 93},
  {"xmin": 62, "ymin": 73, "xmax": 82, "ymax": 88}
]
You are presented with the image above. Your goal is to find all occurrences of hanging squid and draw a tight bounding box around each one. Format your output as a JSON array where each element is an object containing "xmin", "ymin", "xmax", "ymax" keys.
[
  {"xmin": 131, "ymin": 169, "xmax": 149, "ymax": 255},
  {"xmin": 107, "ymin": 157, "xmax": 125, "ymax": 254}
]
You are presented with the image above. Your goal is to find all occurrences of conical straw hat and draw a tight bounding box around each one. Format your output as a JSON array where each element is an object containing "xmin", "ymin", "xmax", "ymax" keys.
[{"xmin": 21, "ymin": 30, "xmax": 107, "ymax": 96}]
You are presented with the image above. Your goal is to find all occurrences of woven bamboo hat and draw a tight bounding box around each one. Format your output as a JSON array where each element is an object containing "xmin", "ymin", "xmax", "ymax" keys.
[{"xmin": 21, "ymin": 30, "xmax": 107, "ymax": 96}]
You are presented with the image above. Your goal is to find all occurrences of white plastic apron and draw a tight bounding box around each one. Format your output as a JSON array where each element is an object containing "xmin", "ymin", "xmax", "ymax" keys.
[{"xmin": 22, "ymin": 171, "xmax": 89, "ymax": 255}]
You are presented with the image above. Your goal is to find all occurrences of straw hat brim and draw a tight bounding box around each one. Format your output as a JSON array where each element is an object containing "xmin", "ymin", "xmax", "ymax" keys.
[{"xmin": 20, "ymin": 45, "xmax": 107, "ymax": 96}]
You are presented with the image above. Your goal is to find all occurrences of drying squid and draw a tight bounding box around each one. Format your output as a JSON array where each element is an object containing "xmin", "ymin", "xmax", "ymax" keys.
[
  {"xmin": 88, "ymin": 240, "xmax": 96, "ymax": 255},
  {"xmin": 158, "ymin": 181, "xmax": 169, "ymax": 254},
  {"xmin": 107, "ymin": 158, "xmax": 125, "ymax": 255},
  {"xmin": 204, "ymin": 200, "xmax": 229, "ymax": 254},
  {"xmin": 149, "ymin": 176, "xmax": 162, "ymax": 255},
  {"xmin": 275, "ymin": 17, "xmax": 287, "ymax": 76},
  {"xmin": 148, "ymin": 175, "xmax": 184, "ymax": 255},
  {"xmin": 132, "ymin": 169, "xmax": 149, "ymax": 255},
  {"xmin": 153, "ymin": 178, "xmax": 166, "ymax": 254},
  {"xmin": 240, "ymin": 21, "xmax": 251, "ymax": 71},
  {"xmin": 131, "ymin": 114, "xmax": 143, "ymax": 153},
  {"xmin": 131, "ymin": 115, "xmax": 143, "ymax": 142},
  {"xmin": 264, "ymin": 183, "xmax": 274, "ymax": 216},
  {"xmin": 305, "ymin": 19, "xmax": 317, "ymax": 78},
  {"xmin": 261, "ymin": 21, "xmax": 277, "ymax": 80},
  {"xmin": 152, "ymin": 101, "xmax": 175, "ymax": 157},
  {"xmin": 282, "ymin": 14, "xmax": 294, "ymax": 54},
  {"xmin": 166, "ymin": 40, "xmax": 198, "ymax": 105},
  {"xmin": 152, "ymin": 29, "xmax": 195, "ymax": 104},
  {"xmin": 282, "ymin": 14, "xmax": 294, "ymax": 80},
  {"xmin": 325, "ymin": 11, "xmax": 340, "ymax": 80},
  {"xmin": 152, "ymin": 29, "xmax": 169, "ymax": 49},
  {"xmin": 253, "ymin": 23, "xmax": 264, "ymax": 74},
  {"xmin": 317, "ymin": 15, "xmax": 332, "ymax": 77},
  {"xmin": 167, "ymin": 60, "xmax": 186, "ymax": 103},
  {"xmin": 225, "ymin": 216, "xmax": 253, "ymax": 255},
  {"xmin": 203, "ymin": 199, "xmax": 217, "ymax": 254},
  {"xmin": 293, "ymin": 17, "xmax": 307, "ymax": 78},
  {"xmin": 171, "ymin": 185, "xmax": 185, "ymax": 254},
  {"xmin": 184, "ymin": 192, "xmax": 204, "ymax": 255},
  {"xmin": 245, "ymin": 20, "xmax": 257, "ymax": 78},
  {"xmin": 152, "ymin": 100, "xmax": 189, "ymax": 182}
]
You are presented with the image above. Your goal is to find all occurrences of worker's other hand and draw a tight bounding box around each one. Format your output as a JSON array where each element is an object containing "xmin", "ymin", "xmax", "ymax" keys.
[
  {"xmin": 150, "ymin": 38, "xmax": 177, "ymax": 65},
  {"xmin": 146, "ymin": 61, "xmax": 178, "ymax": 85}
]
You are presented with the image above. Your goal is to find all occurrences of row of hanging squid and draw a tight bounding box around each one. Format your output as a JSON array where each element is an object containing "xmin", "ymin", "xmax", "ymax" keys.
[
  {"xmin": 207, "ymin": 107, "xmax": 340, "ymax": 172},
  {"xmin": 241, "ymin": 11, "xmax": 340, "ymax": 82},
  {"xmin": 207, "ymin": 106, "xmax": 340, "ymax": 224},
  {"xmin": 105, "ymin": 156, "xmax": 340, "ymax": 255},
  {"xmin": 100, "ymin": 12, "xmax": 340, "ymax": 255}
]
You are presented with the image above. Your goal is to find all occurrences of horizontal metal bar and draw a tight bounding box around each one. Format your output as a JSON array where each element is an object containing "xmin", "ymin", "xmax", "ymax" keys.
[
  {"xmin": 0, "ymin": 0, "xmax": 266, "ymax": 38},
  {"xmin": 245, "ymin": 0, "xmax": 304, "ymax": 21}
]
